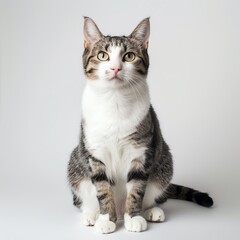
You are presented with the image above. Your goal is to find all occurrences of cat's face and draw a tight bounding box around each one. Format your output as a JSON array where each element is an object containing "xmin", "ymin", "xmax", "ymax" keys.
[{"xmin": 82, "ymin": 17, "xmax": 150, "ymax": 89}]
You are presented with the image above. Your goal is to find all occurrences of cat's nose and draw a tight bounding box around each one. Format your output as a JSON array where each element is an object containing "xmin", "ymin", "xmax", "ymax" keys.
[{"xmin": 110, "ymin": 67, "xmax": 122, "ymax": 74}]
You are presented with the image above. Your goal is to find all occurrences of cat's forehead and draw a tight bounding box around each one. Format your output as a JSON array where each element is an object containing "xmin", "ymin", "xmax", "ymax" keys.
[{"xmin": 96, "ymin": 36, "xmax": 140, "ymax": 53}]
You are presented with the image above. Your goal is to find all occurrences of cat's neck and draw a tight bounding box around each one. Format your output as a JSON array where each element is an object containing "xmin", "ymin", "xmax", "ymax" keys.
[
  {"xmin": 82, "ymin": 80, "xmax": 150, "ymax": 124},
  {"xmin": 85, "ymin": 80, "xmax": 150, "ymax": 102}
]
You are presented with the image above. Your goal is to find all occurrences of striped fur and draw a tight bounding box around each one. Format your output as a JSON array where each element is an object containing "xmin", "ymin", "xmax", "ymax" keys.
[
  {"xmin": 67, "ymin": 17, "xmax": 213, "ymax": 234},
  {"xmin": 156, "ymin": 184, "xmax": 214, "ymax": 207}
]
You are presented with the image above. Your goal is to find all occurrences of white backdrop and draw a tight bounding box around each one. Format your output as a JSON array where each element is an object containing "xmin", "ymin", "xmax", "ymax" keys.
[{"xmin": 1, "ymin": 0, "xmax": 240, "ymax": 239}]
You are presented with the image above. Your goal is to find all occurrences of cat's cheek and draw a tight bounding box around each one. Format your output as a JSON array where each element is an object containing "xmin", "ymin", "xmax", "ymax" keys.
[
  {"xmin": 125, "ymin": 62, "xmax": 134, "ymax": 70},
  {"xmin": 98, "ymin": 65, "xmax": 110, "ymax": 80}
]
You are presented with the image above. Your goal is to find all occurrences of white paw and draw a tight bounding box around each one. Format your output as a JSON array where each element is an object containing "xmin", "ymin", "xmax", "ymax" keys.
[
  {"xmin": 95, "ymin": 219, "xmax": 116, "ymax": 234},
  {"xmin": 82, "ymin": 211, "xmax": 99, "ymax": 226},
  {"xmin": 144, "ymin": 207, "xmax": 165, "ymax": 222},
  {"xmin": 95, "ymin": 214, "xmax": 116, "ymax": 234},
  {"xmin": 124, "ymin": 214, "xmax": 147, "ymax": 232}
]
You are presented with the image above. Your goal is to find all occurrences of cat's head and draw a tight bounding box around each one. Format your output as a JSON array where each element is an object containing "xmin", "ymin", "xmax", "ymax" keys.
[{"xmin": 82, "ymin": 17, "xmax": 150, "ymax": 89}]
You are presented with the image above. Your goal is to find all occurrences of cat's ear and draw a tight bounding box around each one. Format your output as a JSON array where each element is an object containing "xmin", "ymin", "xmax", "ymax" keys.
[
  {"xmin": 130, "ymin": 18, "xmax": 150, "ymax": 49},
  {"xmin": 83, "ymin": 17, "xmax": 103, "ymax": 48}
]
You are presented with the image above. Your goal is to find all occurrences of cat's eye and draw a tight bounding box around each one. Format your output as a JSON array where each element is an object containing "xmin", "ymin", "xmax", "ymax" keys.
[
  {"xmin": 97, "ymin": 51, "xmax": 109, "ymax": 61},
  {"xmin": 123, "ymin": 52, "xmax": 136, "ymax": 62}
]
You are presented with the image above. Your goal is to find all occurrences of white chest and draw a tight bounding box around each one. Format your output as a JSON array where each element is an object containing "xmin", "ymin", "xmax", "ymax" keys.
[{"xmin": 82, "ymin": 84, "xmax": 150, "ymax": 181}]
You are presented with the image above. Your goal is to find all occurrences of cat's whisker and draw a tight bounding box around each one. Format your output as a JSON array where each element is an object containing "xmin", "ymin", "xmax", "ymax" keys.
[
  {"xmin": 128, "ymin": 81, "xmax": 142, "ymax": 114},
  {"xmin": 128, "ymin": 77, "xmax": 146, "ymax": 106}
]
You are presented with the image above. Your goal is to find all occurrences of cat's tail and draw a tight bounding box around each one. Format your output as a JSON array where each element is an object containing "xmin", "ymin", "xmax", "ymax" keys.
[{"xmin": 158, "ymin": 183, "xmax": 214, "ymax": 208}]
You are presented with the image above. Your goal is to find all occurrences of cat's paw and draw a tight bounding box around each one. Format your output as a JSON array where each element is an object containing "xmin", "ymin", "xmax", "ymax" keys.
[
  {"xmin": 95, "ymin": 214, "xmax": 116, "ymax": 234},
  {"xmin": 144, "ymin": 207, "xmax": 165, "ymax": 222},
  {"xmin": 82, "ymin": 211, "xmax": 99, "ymax": 226},
  {"xmin": 124, "ymin": 214, "xmax": 147, "ymax": 232}
]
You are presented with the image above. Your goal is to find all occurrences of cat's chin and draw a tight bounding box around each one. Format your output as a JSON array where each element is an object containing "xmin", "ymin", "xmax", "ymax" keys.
[
  {"xmin": 104, "ymin": 77, "xmax": 129, "ymax": 89},
  {"xmin": 87, "ymin": 79, "xmax": 126, "ymax": 90},
  {"xmin": 87, "ymin": 75, "xmax": 142, "ymax": 90},
  {"xmin": 106, "ymin": 78, "xmax": 143, "ymax": 90}
]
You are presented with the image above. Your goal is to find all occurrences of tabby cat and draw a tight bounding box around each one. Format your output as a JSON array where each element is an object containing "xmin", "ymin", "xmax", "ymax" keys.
[{"xmin": 67, "ymin": 17, "xmax": 213, "ymax": 234}]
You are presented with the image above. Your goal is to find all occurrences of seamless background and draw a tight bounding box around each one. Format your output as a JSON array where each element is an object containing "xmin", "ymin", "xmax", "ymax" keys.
[{"xmin": 0, "ymin": 0, "xmax": 240, "ymax": 239}]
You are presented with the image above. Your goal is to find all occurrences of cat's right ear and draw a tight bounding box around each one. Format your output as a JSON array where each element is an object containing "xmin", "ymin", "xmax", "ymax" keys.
[{"xmin": 83, "ymin": 17, "xmax": 103, "ymax": 48}]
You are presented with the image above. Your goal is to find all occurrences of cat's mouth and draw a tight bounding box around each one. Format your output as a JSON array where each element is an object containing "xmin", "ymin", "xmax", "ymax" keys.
[{"xmin": 110, "ymin": 76, "xmax": 123, "ymax": 81}]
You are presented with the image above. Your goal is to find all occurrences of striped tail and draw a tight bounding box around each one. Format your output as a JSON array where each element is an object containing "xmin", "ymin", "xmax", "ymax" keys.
[{"xmin": 159, "ymin": 183, "xmax": 214, "ymax": 208}]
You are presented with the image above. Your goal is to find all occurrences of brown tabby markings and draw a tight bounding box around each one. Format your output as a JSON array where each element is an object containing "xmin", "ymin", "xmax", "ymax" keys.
[
  {"xmin": 89, "ymin": 157, "xmax": 117, "ymax": 222},
  {"xmin": 83, "ymin": 37, "xmax": 149, "ymax": 80},
  {"xmin": 68, "ymin": 17, "xmax": 214, "ymax": 234}
]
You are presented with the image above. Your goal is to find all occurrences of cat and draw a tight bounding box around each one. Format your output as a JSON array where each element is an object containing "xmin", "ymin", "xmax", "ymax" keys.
[{"xmin": 67, "ymin": 17, "xmax": 213, "ymax": 234}]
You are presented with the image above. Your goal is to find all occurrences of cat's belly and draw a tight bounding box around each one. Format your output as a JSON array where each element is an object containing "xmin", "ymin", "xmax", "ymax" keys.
[
  {"xmin": 85, "ymin": 124, "xmax": 146, "ymax": 181},
  {"xmin": 93, "ymin": 142, "xmax": 146, "ymax": 180}
]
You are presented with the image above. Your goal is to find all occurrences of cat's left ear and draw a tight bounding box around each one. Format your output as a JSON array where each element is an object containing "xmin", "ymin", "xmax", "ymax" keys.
[
  {"xmin": 83, "ymin": 17, "xmax": 103, "ymax": 48},
  {"xmin": 129, "ymin": 18, "xmax": 150, "ymax": 49}
]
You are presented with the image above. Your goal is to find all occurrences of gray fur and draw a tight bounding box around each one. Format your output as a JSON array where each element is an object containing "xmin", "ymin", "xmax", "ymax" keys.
[
  {"xmin": 67, "ymin": 17, "xmax": 213, "ymax": 228},
  {"xmin": 68, "ymin": 105, "xmax": 173, "ymax": 218}
]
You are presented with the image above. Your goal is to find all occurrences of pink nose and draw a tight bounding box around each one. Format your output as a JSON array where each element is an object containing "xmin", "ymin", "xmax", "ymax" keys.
[{"xmin": 111, "ymin": 67, "xmax": 121, "ymax": 74}]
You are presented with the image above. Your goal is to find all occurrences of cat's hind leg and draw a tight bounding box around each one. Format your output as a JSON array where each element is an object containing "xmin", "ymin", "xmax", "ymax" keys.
[
  {"xmin": 142, "ymin": 182, "xmax": 165, "ymax": 223},
  {"xmin": 75, "ymin": 179, "xmax": 100, "ymax": 226},
  {"xmin": 68, "ymin": 147, "xmax": 100, "ymax": 226},
  {"xmin": 72, "ymin": 191, "xmax": 81, "ymax": 208}
]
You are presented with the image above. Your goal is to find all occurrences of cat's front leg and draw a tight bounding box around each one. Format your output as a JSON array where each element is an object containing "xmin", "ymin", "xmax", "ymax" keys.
[
  {"xmin": 90, "ymin": 158, "xmax": 117, "ymax": 234},
  {"xmin": 124, "ymin": 159, "xmax": 148, "ymax": 232}
]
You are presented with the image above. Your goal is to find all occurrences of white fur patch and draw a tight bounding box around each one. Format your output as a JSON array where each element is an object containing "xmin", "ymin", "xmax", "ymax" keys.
[
  {"xmin": 142, "ymin": 182, "xmax": 164, "ymax": 210},
  {"xmin": 82, "ymin": 211, "xmax": 99, "ymax": 226},
  {"xmin": 124, "ymin": 213, "xmax": 147, "ymax": 232},
  {"xmin": 77, "ymin": 179, "xmax": 99, "ymax": 226}
]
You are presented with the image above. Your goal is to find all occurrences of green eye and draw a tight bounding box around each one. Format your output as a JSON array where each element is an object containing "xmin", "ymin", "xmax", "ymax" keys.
[
  {"xmin": 97, "ymin": 51, "xmax": 109, "ymax": 61},
  {"xmin": 123, "ymin": 52, "xmax": 136, "ymax": 62}
]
